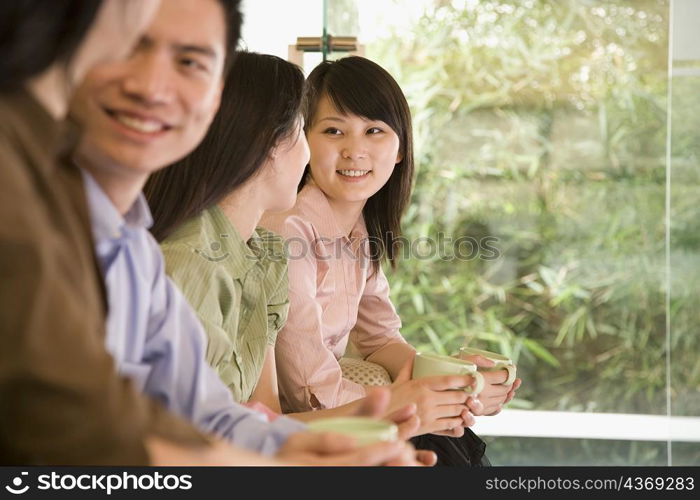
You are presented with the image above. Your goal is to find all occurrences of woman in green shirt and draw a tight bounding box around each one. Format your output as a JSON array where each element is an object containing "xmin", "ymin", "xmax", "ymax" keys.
[{"xmin": 144, "ymin": 52, "xmax": 310, "ymax": 412}]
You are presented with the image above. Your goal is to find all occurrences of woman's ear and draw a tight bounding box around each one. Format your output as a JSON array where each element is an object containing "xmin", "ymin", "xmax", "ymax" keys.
[{"xmin": 395, "ymin": 151, "xmax": 403, "ymax": 164}]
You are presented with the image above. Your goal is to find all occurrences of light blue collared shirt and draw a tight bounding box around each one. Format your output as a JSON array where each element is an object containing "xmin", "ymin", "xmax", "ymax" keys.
[{"xmin": 82, "ymin": 170, "xmax": 305, "ymax": 455}]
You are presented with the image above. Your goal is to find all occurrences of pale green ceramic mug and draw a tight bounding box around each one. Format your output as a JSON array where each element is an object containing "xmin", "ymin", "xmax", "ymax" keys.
[
  {"xmin": 458, "ymin": 346, "xmax": 517, "ymax": 386},
  {"xmin": 306, "ymin": 417, "xmax": 399, "ymax": 446},
  {"xmin": 412, "ymin": 352, "xmax": 485, "ymax": 395}
]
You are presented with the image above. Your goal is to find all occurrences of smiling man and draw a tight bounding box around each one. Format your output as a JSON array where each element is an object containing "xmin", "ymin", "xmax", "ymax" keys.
[
  {"xmin": 68, "ymin": 0, "xmax": 424, "ymax": 466},
  {"xmin": 70, "ymin": 0, "xmax": 227, "ymax": 213}
]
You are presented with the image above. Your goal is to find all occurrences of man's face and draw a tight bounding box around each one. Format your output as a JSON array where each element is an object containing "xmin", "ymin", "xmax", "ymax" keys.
[
  {"xmin": 70, "ymin": 0, "xmax": 226, "ymax": 174},
  {"xmin": 70, "ymin": 0, "xmax": 161, "ymax": 84}
]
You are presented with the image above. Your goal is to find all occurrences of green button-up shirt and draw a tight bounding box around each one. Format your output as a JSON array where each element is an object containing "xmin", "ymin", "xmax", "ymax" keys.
[{"xmin": 161, "ymin": 205, "xmax": 289, "ymax": 403}]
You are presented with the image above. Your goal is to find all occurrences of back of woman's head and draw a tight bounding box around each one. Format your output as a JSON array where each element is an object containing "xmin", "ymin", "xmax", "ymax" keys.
[
  {"xmin": 145, "ymin": 51, "xmax": 305, "ymax": 242},
  {"xmin": 303, "ymin": 56, "xmax": 414, "ymax": 271},
  {"xmin": 0, "ymin": 0, "xmax": 102, "ymax": 91}
]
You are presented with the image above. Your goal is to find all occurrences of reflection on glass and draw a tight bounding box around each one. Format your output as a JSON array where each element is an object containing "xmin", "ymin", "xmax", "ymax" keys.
[
  {"xmin": 326, "ymin": 0, "xmax": 359, "ymax": 39},
  {"xmin": 669, "ymin": 0, "xmax": 700, "ymax": 466}
]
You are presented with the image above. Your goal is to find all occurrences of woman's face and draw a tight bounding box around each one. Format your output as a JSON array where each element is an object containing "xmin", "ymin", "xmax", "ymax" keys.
[
  {"xmin": 69, "ymin": 0, "xmax": 161, "ymax": 86},
  {"xmin": 264, "ymin": 116, "xmax": 310, "ymax": 212},
  {"xmin": 306, "ymin": 94, "xmax": 402, "ymax": 207}
]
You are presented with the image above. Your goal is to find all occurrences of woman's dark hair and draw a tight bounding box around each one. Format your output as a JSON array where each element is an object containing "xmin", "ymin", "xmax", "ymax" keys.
[
  {"xmin": 0, "ymin": 0, "xmax": 103, "ymax": 90},
  {"xmin": 144, "ymin": 51, "xmax": 305, "ymax": 241},
  {"xmin": 302, "ymin": 56, "xmax": 414, "ymax": 274}
]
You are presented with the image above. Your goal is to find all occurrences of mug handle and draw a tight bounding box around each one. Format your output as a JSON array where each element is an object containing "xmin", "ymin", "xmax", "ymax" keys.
[
  {"xmin": 463, "ymin": 371, "xmax": 485, "ymax": 395},
  {"xmin": 501, "ymin": 364, "xmax": 517, "ymax": 386}
]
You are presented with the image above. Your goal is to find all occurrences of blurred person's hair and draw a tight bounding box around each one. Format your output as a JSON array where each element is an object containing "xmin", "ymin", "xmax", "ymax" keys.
[
  {"xmin": 0, "ymin": 0, "xmax": 242, "ymax": 91},
  {"xmin": 145, "ymin": 52, "xmax": 306, "ymax": 242},
  {"xmin": 0, "ymin": 0, "xmax": 103, "ymax": 90}
]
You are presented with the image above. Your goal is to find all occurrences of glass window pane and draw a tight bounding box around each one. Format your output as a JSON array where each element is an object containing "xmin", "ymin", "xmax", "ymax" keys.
[
  {"xmin": 239, "ymin": 0, "xmax": 324, "ymax": 60},
  {"xmin": 670, "ymin": 0, "xmax": 700, "ymax": 466},
  {"xmin": 345, "ymin": 0, "xmax": 676, "ymax": 465}
]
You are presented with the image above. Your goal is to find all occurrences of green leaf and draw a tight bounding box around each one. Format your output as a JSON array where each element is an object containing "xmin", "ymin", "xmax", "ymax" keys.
[{"xmin": 522, "ymin": 338, "xmax": 561, "ymax": 367}]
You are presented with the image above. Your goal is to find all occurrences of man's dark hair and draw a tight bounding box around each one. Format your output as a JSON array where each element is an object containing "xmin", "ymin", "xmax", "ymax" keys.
[{"xmin": 218, "ymin": 0, "xmax": 243, "ymax": 75}]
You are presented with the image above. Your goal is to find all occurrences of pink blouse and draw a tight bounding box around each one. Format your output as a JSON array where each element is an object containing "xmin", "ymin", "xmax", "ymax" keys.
[{"xmin": 260, "ymin": 181, "xmax": 407, "ymax": 412}]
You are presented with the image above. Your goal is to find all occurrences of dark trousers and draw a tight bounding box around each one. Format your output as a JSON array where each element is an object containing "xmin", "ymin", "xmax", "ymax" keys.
[{"xmin": 411, "ymin": 429, "xmax": 491, "ymax": 466}]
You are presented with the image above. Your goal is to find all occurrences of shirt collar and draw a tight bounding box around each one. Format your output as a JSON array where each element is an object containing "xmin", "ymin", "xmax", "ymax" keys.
[
  {"xmin": 81, "ymin": 168, "xmax": 153, "ymax": 243},
  {"xmin": 296, "ymin": 178, "xmax": 368, "ymax": 241},
  {"xmin": 202, "ymin": 205, "xmax": 259, "ymax": 279}
]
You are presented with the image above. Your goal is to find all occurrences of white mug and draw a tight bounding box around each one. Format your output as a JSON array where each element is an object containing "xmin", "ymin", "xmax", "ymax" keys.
[{"xmin": 458, "ymin": 347, "xmax": 517, "ymax": 386}]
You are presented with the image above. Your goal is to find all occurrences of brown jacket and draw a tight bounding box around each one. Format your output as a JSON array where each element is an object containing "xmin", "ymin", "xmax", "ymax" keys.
[{"xmin": 0, "ymin": 89, "xmax": 208, "ymax": 465}]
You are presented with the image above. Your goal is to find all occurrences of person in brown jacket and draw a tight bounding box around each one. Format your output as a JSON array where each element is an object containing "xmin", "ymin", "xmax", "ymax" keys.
[
  {"xmin": 0, "ymin": 0, "xmax": 191, "ymax": 466},
  {"xmin": 0, "ymin": 0, "xmax": 422, "ymax": 466}
]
